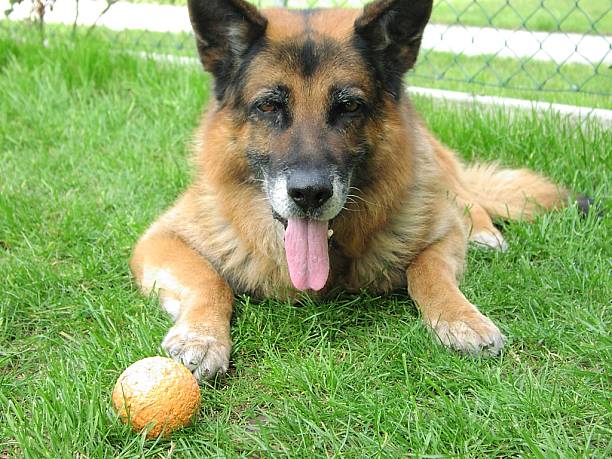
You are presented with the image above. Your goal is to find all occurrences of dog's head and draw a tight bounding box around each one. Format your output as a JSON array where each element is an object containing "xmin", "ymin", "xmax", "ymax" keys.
[{"xmin": 188, "ymin": 0, "xmax": 432, "ymax": 291}]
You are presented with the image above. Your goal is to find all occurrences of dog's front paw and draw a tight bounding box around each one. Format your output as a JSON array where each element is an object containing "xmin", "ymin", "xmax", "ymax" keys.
[
  {"xmin": 430, "ymin": 311, "xmax": 506, "ymax": 356},
  {"xmin": 162, "ymin": 322, "xmax": 230, "ymax": 381},
  {"xmin": 469, "ymin": 229, "xmax": 509, "ymax": 252}
]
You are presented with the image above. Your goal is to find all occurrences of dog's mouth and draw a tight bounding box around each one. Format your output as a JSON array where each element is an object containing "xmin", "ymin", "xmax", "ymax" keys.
[
  {"xmin": 272, "ymin": 210, "xmax": 288, "ymax": 228},
  {"xmin": 272, "ymin": 212, "xmax": 333, "ymax": 292},
  {"xmin": 267, "ymin": 172, "xmax": 347, "ymax": 292}
]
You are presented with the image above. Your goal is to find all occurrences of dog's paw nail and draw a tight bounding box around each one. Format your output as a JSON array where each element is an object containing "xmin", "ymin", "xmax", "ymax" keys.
[{"xmin": 162, "ymin": 323, "xmax": 230, "ymax": 381}]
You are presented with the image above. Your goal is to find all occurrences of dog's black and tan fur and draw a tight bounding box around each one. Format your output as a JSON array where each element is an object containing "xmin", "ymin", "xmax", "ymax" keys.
[{"xmin": 130, "ymin": 0, "xmax": 572, "ymax": 380}]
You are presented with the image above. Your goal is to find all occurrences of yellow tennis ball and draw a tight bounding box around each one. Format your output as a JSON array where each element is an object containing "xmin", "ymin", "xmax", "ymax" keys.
[{"xmin": 112, "ymin": 356, "xmax": 200, "ymax": 439}]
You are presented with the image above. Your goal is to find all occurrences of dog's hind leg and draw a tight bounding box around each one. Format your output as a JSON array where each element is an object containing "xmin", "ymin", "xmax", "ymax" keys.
[
  {"xmin": 428, "ymin": 136, "xmax": 508, "ymax": 251},
  {"xmin": 459, "ymin": 198, "xmax": 508, "ymax": 252},
  {"xmin": 407, "ymin": 224, "xmax": 506, "ymax": 356},
  {"xmin": 130, "ymin": 229, "xmax": 233, "ymax": 381}
]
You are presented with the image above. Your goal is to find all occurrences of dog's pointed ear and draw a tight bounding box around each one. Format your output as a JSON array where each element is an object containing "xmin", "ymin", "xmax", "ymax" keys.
[
  {"xmin": 188, "ymin": 0, "xmax": 267, "ymax": 97},
  {"xmin": 354, "ymin": 0, "xmax": 432, "ymax": 95}
]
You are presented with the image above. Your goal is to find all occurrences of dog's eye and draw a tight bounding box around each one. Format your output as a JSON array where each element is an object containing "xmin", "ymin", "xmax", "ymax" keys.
[
  {"xmin": 341, "ymin": 100, "xmax": 360, "ymax": 113},
  {"xmin": 257, "ymin": 102, "xmax": 278, "ymax": 114}
]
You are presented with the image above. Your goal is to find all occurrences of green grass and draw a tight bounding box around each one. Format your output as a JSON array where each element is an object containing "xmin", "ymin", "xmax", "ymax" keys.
[
  {"xmin": 132, "ymin": 0, "xmax": 612, "ymax": 34},
  {"xmin": 412, "ymin": 48, "xmax": 611, "ymax": 109},
  {"xmin": 3, "ymin": 20, "xmax": 610, "ymax": 109},
  {"xmin": 1, "ymin": 33, "xmax": 611, "ymax": 458},
  {"xmin": 430, "ymin": 0, "xmax": 612, "ymax": 35}
]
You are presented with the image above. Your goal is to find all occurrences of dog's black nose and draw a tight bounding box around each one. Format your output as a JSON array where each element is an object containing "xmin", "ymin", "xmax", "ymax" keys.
[{"xmin": 287, "ymin": 171, "xmax": 333, "ymax": 211}]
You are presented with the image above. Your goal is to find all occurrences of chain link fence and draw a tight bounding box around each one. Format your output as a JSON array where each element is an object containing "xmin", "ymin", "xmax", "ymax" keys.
[{"xmin": 2, "ymin": 0, "xmax": 611, "ymax": 106}]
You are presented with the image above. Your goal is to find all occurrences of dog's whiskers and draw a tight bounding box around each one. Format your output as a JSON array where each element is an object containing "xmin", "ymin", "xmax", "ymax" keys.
[
  {"xmin": 340, "ymin": 203, "xmax": 359, "ymax": 213},
  {"xmin": 346, "ymin": 193, "xmax": 379, "ymax": 208},
  {"xmin": 238, "ymin": 177, "xmax": 265, "ymax": 188},
  {"xmin": 347, "ymin": 187, "xmax": 379, "ymax": 207}
]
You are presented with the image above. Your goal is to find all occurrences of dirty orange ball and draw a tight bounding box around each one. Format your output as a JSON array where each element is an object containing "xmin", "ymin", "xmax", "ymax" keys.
[{"xmin": 112, "ymin": 356, "xmax": 200, "ymax": 438}]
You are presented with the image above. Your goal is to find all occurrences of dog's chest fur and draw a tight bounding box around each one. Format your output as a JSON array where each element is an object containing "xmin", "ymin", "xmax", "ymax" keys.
[{"xmin": 166, "ymin": 169, "xmax": 454, "ymax": 300}]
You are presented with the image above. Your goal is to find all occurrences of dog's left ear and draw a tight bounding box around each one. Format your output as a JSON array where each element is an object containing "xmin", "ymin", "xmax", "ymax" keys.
[
  {"xmin": 188, "ymin": 0, "xmax": 268, "ymax": 99},
  {"xmin": 354, "ymin": 0, "xmax": 432, "ymax": 96}
]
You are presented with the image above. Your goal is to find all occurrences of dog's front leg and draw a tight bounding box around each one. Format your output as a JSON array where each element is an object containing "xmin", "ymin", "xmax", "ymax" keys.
[
  {"xmin": 130, "ymin": 230, "xmax": 233, "ymax": 381},
  {"xmin": 406, "ymin": 227, "xmax": 506, "ymax": 356}
]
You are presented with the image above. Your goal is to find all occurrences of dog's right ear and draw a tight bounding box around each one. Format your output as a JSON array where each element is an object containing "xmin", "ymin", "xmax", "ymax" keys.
[{"xmin": 188, "ymin": 0, "xmax": 267, "ymax": 97}]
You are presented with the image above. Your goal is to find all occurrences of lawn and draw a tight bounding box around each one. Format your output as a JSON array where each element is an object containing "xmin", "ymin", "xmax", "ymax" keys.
[
  {"xmin": 3, "ymin": 21, "xmax": 610, "ymax": 109},
  {"xmin": 133, "ymin": 0, "xmax": 612, "ymax": 35},
  {"xmin": 1, "ymin": 34, "xmax": 611, "ymax": 457},
  {"xmin": 430, "ymin": 0, "xmax": 611, "ymax": 35}
]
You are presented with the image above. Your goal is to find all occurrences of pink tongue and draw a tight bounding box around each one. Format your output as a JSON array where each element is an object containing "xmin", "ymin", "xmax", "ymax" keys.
[{"xmin": 284, "ymin": 218, "xmax": 329, "ymax": 291}]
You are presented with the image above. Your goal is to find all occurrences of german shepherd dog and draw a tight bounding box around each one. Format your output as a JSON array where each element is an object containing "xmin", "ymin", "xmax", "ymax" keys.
[{"xmin": 130, "ymin": 0, "xmax": 577, "ymax": 380}]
